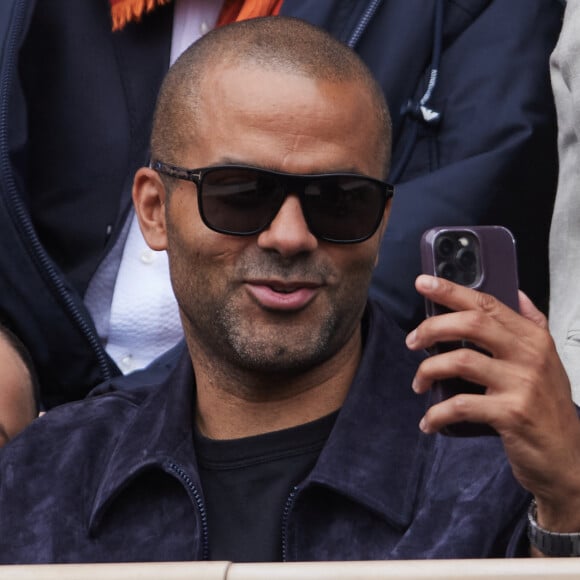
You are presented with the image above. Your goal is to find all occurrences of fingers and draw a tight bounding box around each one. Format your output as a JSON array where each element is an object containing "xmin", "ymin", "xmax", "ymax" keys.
[
  {"xmin": 414, "ymin": 274, "xmax": 506, "ymax": 314},
  {"xmin": 407, "ymin": 274, "xmax": 572, "ymax": 433},
  {"xmin": 415, "ymin": 275, "xmax": 546, "ymax": 331},
  {"xmin": 414, "ymin": 352, "xmax": 550, "ymax": 435},
  {"xmin": 407, "ymin": 309, "xmax": 516, "ymax": 360},
  {"xmin": 419, "ymin": 393, "xmax": 499, "ymax": 435},
  {"xmin": 408, "ymin": 276, "xmax": 548, "ymax": 360},
  {"xmin": 411, "ymin": 346, "xmax": 506, "ymax": 396}
]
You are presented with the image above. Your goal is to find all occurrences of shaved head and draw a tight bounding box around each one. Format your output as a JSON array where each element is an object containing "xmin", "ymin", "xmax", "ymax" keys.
[{"xmin": 150, "ymin": 16, "xmax": 391, "ymax": 176}]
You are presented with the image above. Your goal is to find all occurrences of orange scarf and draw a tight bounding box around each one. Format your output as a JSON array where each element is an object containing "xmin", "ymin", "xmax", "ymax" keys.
[{"xmin": 110, "ymin": 0, "xmax": 283, "ymax": 32}]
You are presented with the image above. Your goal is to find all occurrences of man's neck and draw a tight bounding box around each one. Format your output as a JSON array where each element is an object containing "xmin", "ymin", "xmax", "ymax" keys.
[{"xmin": 190, "ymin": 331, "xmax": 362, "ymax": 440}]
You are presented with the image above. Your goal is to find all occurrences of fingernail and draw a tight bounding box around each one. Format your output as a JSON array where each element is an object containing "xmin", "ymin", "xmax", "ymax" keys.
[
  {"xmin": 411, "ymin": 378, "xmax": 420, "ymax": 393},
  {"xmin": 419, "ymin": 417, "xmax": 428, "ymax": 432},
  {"xmin": 406, "ymin": 330, "xmax": 417, "ymax": 347}
]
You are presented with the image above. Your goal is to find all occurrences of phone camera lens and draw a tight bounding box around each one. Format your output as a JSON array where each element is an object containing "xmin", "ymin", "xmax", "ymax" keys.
[
  {"xmin": 457, "ymin": 248, "xmax": 476, "ymax": 269},
  {"xmin": 437, "ymin": 261, "xmax": 457, "ymax": 281},
  {"xmin": 435, "ymin": 236, "xmax": 455, "ymax": 259}
]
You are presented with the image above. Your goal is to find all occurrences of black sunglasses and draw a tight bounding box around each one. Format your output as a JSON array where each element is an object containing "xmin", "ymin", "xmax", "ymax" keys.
[{"xmin": 150, "ymin": 161, "xmax": 393, "ymax": 243}]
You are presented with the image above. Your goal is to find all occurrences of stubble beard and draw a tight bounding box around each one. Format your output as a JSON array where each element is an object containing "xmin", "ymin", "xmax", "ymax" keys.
[
  {"xmin": 214, "ymin": 299, "xmax": 341, "ymax": 376},
  {"xmin": 183, "ymin": 278, "xmax": 347, "ymax": 381},
  {"xmin": 170, "ymin": 238, "xmax": 372, "ymax": 389},
  {"xmin": 176, "ymin": 256, "xmax": 370, "ymax": 385}
]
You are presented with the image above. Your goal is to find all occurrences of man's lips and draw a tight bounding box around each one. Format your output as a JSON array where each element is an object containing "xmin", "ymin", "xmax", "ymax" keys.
[{"xmin": 245, "ymin": 280, "xmax": 321, "ymax": 311}]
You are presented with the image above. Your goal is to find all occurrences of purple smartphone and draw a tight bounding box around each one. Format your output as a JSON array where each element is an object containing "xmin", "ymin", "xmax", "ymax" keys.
[{"xmin": 420, "ymin": 225, "xmax": 519, "ymax": 437}]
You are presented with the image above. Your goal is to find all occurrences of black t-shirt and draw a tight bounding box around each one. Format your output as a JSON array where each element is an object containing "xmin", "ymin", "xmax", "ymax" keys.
[{"xmin": 194, "ymin": 411, "xmax": 338, "ymax": 562}]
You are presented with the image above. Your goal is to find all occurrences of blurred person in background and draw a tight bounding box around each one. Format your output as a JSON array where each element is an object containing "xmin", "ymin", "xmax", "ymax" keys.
[{"xmin": 549, "ymin": 0, "xmax": 580, "ymax": 403}]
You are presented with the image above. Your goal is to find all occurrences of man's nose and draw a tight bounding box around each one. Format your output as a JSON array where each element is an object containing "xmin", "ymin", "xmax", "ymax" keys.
[{"xmin": 256, "ymin": 194, "xmax": 318, "ymax": 256}]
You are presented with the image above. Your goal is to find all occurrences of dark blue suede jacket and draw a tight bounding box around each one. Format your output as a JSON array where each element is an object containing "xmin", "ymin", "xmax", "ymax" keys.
[
  {"xmin": 0, "ymin": 0, "xmax": 562, "ymax": 407},
  {"xmin": 0, "ymin": 301, "xmax": 530, "ymax": 563}
]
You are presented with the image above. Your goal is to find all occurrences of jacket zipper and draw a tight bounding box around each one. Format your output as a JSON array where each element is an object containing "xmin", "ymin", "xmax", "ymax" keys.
[
  {"xmin": 0, "ymin": 0, "xmax": 114, "ymax": 382},
  {"xmin": 168, "ymin": 462, "xmax": 210, "ymax": 560},
  {"xmin": 346, "ymin": 0, "xmax": 383, "ymax": 48},
  {"xmin": 391, "ymin": 0, "xmax": 444, "ymax": 182},
  {"xmin": 280, "ymin": 485, "xmax": 299, "ymax": 562}
]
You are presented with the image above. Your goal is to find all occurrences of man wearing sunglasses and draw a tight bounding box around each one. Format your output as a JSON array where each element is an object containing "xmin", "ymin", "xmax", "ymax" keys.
[
  {"xmin": 0, "ymin": 0, "xmax": 561, "ymax": 412},
  {"xmin": 1, "ymin": 16, "xmax": 579, "ymax": 563}
]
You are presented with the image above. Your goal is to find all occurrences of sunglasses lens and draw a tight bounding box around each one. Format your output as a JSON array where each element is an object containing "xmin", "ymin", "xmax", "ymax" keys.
[
  {"xmin": 197, "ymin": 166, "xmax": 386, "ymax": 242},
  {"xmin": 200, "ymin": 168, "xmax": 283, "ymax": 234},
  {"xmin": 303, "ymin": 176, "xmax": 386, "ymax": 242}
]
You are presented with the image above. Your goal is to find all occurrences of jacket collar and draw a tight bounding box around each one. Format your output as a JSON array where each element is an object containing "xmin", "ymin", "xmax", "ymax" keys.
[
  {"xmin": 304, "ymin": 301, "xmax": 429, "ymax": 529},
  {"xmin": 89, "ymin": 346, "xmax": 197, "ymax": 532},
  {"xmin": 89, "ymin": 300, "xmax": 427, "ymax": 533}
]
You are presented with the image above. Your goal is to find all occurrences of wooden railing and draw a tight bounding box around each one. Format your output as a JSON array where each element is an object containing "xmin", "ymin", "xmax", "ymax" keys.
[{"xmin": 1, "ymin": 559, "xmax": 580, "ymax": 580}]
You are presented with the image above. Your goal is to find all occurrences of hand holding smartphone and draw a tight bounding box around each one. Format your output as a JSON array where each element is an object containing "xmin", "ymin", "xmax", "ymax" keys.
[{"xmin": 420, "ymin": 226, "xmax": 519, "ymax": 436}]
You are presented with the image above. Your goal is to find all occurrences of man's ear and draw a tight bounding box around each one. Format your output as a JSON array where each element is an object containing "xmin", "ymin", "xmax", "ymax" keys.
[{"xmin": 133, "ymin": 167, "xmax": 168, "ymax": 251}]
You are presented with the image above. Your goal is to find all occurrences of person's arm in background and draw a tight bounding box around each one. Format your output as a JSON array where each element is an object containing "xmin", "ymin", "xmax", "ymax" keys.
[
  {"xmin": 0, "ymin": 324, "xmax": 39, "ymax": 447},
  {"xmin": 549, "ymin": 0, "xmax": 580, "ymax": 403},
  {"xmin": 367, "ymin": 0, "xmax": 562, "ymax": 331}
]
